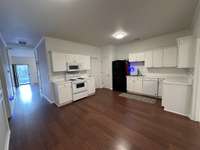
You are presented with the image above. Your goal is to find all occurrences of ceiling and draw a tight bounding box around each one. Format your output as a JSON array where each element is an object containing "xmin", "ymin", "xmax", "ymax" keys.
[{"xmin": 0, "ymin": 0, "xmax": 198, "ymax": 47}]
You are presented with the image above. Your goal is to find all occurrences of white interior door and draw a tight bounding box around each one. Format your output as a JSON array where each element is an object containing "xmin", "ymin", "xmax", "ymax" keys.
[
  {"xmin": 91, "ymin": 57, "xmax": 101, "ymax": 88},
  {"xmin": 101, "ymin": 56, "xmax": 111, "ymax": 89}
]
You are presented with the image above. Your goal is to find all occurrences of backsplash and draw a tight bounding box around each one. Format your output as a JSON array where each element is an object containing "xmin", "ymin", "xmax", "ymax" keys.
[
  {"xmin": 50, "ymin": 70, "xmax": 90, "ymax": 82},
  {"xmin": 129, "ymin": 62, "xmax": 193, "ymax": 78}
]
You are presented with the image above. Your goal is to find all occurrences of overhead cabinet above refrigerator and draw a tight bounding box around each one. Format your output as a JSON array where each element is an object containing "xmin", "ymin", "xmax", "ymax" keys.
[{"xmin": 129, "ymin": 52, "xmax": 145, "ymax": 62}]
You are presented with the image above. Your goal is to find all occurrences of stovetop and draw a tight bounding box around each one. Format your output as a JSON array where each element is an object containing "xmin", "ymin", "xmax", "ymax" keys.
[{"xmin": 68, "ymin": 77, "xmax": 86, "ymax": 83}]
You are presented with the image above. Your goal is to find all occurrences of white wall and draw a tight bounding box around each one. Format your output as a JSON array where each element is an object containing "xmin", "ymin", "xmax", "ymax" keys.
[
  {"xmin": 0, "ymin": 34, "xmax": 10, "ymax": 150},
  {"xmin": 0, "ymin": 34, "xmax": 15, "ymax": 118},
  {"xmin": 10, "ymin": 56, "xmax": 38, "ymax": 84},
  {"xmin": 35, "ymin": 39, "xmax": 53, "ymax": 103},
  {"xmin": 190, "ymin": 1, "xmax": 200, "ymax": 121}
]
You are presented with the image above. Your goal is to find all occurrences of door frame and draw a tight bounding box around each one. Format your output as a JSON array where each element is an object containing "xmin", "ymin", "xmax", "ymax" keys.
[{"xmin": 15, "ymin": 64, "xmax": 31, "ymax": 85}]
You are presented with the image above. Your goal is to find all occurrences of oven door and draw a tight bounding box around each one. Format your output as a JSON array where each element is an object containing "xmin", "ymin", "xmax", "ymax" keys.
[{"xmin": 72, "ymin": 82, "xmax": 88, "ymax": 94}]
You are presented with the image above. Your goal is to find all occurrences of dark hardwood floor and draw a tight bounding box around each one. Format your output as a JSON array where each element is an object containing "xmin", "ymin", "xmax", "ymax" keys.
[{"xmin": 9, "ymin": 84, "xmax": 200, "ymax": 150}]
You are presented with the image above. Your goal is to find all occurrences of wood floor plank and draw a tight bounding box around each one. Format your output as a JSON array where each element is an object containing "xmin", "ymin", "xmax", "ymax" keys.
[{"xmin": 9, "ymin": 85, "xmax": 200, "ymax": 150}]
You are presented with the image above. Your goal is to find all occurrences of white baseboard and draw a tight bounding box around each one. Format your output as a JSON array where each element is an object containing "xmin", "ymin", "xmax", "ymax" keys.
[
  {"xmin": 164, "ymin": 108, "xmax": 189, "ymax": 117},
  {"xmin": 40, "ymin": 93, "xmax": 54, "ymax": 104},
  {"xmin": 4, "ymin": 130, "xmax": 10, "ymax": 150}
]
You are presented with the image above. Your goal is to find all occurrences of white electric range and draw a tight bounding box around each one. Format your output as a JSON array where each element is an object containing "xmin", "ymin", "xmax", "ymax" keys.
[{"xmin": 67, "ymin": 76, "xmax": 89, "ymax": 101}]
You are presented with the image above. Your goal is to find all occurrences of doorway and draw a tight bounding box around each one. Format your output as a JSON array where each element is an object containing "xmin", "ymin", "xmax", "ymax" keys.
[{"xmin": 13, "ymin": 64, "xmax": 31, "ymax": 86}]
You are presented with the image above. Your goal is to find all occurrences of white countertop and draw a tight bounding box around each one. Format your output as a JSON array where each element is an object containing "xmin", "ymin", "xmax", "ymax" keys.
[
  {"xmin": 163, "ymin": 77, "xmax": 193, "ymax": 86},
  {"xmin": 52, "ymin": 79, "xmax": 72, "ymax": 85}
]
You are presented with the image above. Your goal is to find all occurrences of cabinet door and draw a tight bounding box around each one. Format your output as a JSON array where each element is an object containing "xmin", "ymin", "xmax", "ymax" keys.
[
  {"xmin": 72, "ymin": 55, "xmax": 80, "ymax": 64},
  {"xmin": 57, "ymin": 84, "xmax": 72, "ymax": 104},
  {"xmin": 127, "ymin": 77, "xmax": 133, "ymax": 92},
  {"xmin": 143, "ymin": 79, "xmax": 158, "ymax": 96},
  {"xmin": 51, "ymin": 52, "xmax": 67, "ymax": 72},
  {"xmin": 132, "ymin": 77, "xmax": 143, "ymax": 93},
  {"xmin": 145, "ymin": 51, "xmax": 153, "ymax": 68},
  {"xmin": 80, "ymin": 55, "xmax": 91, "ymax": 70},
  {"xmin": 66, "ymin": 54, "xmax": 73, "ymax": 64},
  {"xmin": 129, "ymin": 53, "xmax": 135, "ymax": 62},
  {"xmin": 153, "ymin": 48, "xmax": 163, "ymax": 67},
  {"xmin": 163, "ymin": 46, "xmax": 177, "ymax": 67},
  {"xmin": 136, "ymin": 53, "xmax": 145, "ymax": 61},
  {"xmin": 177, "ymin": 36, "xmax": 194, "ymax": 68}
]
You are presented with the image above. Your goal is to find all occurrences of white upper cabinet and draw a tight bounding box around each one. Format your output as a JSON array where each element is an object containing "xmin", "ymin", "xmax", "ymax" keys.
[
  {"xmin": 127, "ymin": 76, "xmax": 143, "ymax": 93},
  {"xmin": 66, "ymin": 54, "xmax": 80, "ymax": 64},
  {"xmin": 52, "ymin": 53, "xmax": 91, "ymax": 72},
  {"xmin": 144, "ymin": 51, "xmax": 153, "ymax": 68},
  {"xmin": 177, "ymin": 36, "xmax": 194, "ymax": 68},
  {"xmin": 135, "ymin": 52, "xmax": 145, "ymax": 62},
  {"xmin": 163, "ymin": 46, "xmax": 177, "ymax": 67},
  {"xmin": 79, "ymin": 55, "xmax": 91, "ymax": 70},
  {"xmin": 129, "ymin": 52, "xmax": 145, "ymax": 62},
  {"xmin": 153, "ymin": 48, "xmax": 163, "ymax": 67},
  {"xmin": 51, "ymin": 52, "xmax": 67, "ymax": 72},
  {"xmin": 65, "ymin": 54, "xmax": 73, "ymax": 64}
]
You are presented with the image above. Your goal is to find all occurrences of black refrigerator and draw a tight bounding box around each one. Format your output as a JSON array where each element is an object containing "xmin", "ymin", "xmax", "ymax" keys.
[{"xmin": 112, "ymin": 60, "xmax": 129, "ymax": 92}]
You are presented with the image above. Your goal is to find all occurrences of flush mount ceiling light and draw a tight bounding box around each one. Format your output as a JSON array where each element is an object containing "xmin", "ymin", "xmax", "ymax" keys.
[{"xmin": 112, "ymin": 31, "xmax": 128, "ymax": 40}]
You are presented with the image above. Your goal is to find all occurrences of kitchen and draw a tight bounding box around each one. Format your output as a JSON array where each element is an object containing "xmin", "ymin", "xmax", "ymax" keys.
[
  {"xmin": 51, "ymin": 52, "xmax": 96, "ymax": 106},
  {"xmin": 38, "ymin": 32, "xmax": 194, "ymax": 119},
  {"xmin": 1, "ymin": 0, "xmax": 200, "ymax": 149},
  {"xmin": 121, "ymin": 35, "xmax": 193, "ymax": 117}
]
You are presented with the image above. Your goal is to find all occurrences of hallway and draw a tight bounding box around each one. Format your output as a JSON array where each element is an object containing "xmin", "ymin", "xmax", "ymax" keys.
[
  {"xmin": 9, "ymin": 84, "xmax": 55, "ymax": 150},
  {"xmin": 9, "ymin": 85, "xmax": 200, "ymax": 150}
]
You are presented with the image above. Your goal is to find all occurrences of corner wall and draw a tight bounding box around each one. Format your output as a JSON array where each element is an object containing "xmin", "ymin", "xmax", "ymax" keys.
[
  {"xmin": 190, "ymin": 1, "xmax": 200, "ymax": 121},
  {"xmin": 35, "ymin": 39, "xmax": 54, "ymax": 103}
]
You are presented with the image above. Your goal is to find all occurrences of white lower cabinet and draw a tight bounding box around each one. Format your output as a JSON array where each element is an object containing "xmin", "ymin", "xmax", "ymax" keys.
[
  {"xmin": 127, "ymin": 76, "xmax": 159, "ymax": 97},
  {"xmin": 162, "ymin": 81, "xmax": 192, "ymax": 116},
  {"xmin": 53, "ymin": 82, "xmax": 73, "ymax": 107},
  {"xmin": 127, "ymin": 76, "xmax": 143, "ymax": 94},
  {"xmin": 87, "ymin": 77, "xmax": 96, "ymax": 95}
]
